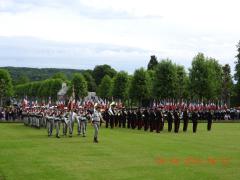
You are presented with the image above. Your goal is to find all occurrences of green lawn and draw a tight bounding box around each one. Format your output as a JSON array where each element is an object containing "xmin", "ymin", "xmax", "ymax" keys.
[{"xmin": 0, "ymin": 123, "xmax": 240, "ymax": 180}]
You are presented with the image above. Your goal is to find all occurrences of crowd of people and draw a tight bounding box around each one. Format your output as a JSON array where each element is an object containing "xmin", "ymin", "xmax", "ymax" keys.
[{"xmin": 0, "ymin": 106, "xmax": 22, "ymax": 121}]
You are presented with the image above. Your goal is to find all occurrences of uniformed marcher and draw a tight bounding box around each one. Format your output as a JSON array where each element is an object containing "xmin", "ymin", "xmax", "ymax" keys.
[
  {"xmin": 108, "ymin": 102, "xmax": 116, "ymax": 129},
  {"xmin": 68, "ymin": 109, "xmax": 77, "ymax": 137},
  {"xmin": 143, "ymin": 109, "xmax": 149, "ymax": 131},
  {"xmin": 173, "ymin": 110, "xmax": 180, "ymax": 133},
  {"xmin": 54, "ymin": 110, "xmax": 61, "ymax": 138},
  {"xmin": 167, "ymin": 110, "xmax": 173, "ymax": 132},
  {"xmin": 183, "ymin": 109, "xmax": 189, "ymax": 132},
  {"xmin": 79, "ymin": 109, "xmax": 88, "ymax": 137},
  {"xmin": 191, "ymin": 109, "xmax": 198, "ymax": 133},
  {"xmin": 91, "ymin": 103, "xmax": 105, "ymax": 143},
  {"xmin": 206, "ymin": 110, "xmax": 213, "ymax": 131}
]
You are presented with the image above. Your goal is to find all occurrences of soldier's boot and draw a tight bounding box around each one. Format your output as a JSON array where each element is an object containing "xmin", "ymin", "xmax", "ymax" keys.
[{"xmin": 93, "ymin": 137, "xmax": 98, "ymax": 143}]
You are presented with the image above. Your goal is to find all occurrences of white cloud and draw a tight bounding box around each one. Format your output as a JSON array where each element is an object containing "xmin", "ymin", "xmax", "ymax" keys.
[{"xmin": 0, "ymin": 0, "xmax": 239, "ymax": 73}]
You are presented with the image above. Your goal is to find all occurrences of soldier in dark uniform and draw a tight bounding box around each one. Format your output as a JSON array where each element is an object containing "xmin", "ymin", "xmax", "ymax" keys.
[
  {"xmin": 118, "ymin": 110, "xmax": 122, "ymax": 128},
  {"xmin": 121, "ymin": 109, "xmax": 127, "ymax": 128},
  {"xmin": 155, "ymin": 108, "xmax": 162, "ymax": 133},
  {"xmin": 191, "ymin": 109, "xmax": 198, "ymax": 133},
  {"xmin": 143, "ymin": 108, "xmax": 149, "ymax": 131},
  {"xmin": 137, "ymin": 108, "xmax": 142, "ymax": 130},
  {"xmin": 131, "ymin": 110, "xmax": 137, "ymax": 129},
  {"xmin": 167, "ymin": 110, "xmax": 173, "ymax": 132},
  {"xmin": 149, "ymin": 109, "xmax": 156, "ymax": 132},
  {"xmin": 183, "ymin": 108, "xmax": 189, "ymax": 132},
  {"xmin": 206, "ymin": 110, "xmax": 213, "ymax": 131},
  {"xmin": 103, "ymin": 108, "xmax": 110, "ymax": 128},
  {"xmin": 173, "ymin": 110, "xmax": 180, "ymax": 133},
  {"xmin": 127, "ymin": 109, "xmax": 131, "ymax": 129}
]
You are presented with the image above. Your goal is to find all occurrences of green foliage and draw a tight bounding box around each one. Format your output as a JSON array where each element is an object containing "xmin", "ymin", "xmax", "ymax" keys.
[
  {"xmin": 51, "ymin": 72, "xmax": 67, "ymax": 81},
  {"xmin": 175, "ymin": 65, "xmax": 189, "ymax": 99},
  {"xmin": 129, "ymin": 68, "xmax": 150, "ymax": 105},
  {"xmin": 147, "ymin": 55, "xmax": 158, "ymax": 70},
  {"xmin": 234, "ymin": 41, "xmax": 240, "ymax": 82},
  {"xmin": 222, "ymin": 64, "xmax": 233, "ymax": 106},
  {"xmin": 112, "ymin": 71, "xmax": 129, "ymax": 100},
  {"xmin": 189, "ymin": 53, "xmax": 223, "ymax": 100},
  {"xmin": 71, "ymin": 73, "xmax": 88, "ymax": 100},
  {"xmin": 97, "ymin": 75, "xmax": 112, "ymax": 99},
  {"xmin": 15, "ymin": 78, "xmax": 63, "ymax": 102},
  {"xmin": 83, "ymin": 71, "xmax": 97, "ymax": 92},
  {"xmin": 153, "ymin": 59, "xmax": 177, "ymax": 99},
  {"xmin": 3, "ymin": 67, "xmax": 84, "ymax": 85},
  {"xmin": 16, "ymin": 74, "xmax": 30, "ymax": 85},
  {"xmin": 0, "ymin": 69, "xmax": 13, "ymax": 105},
  {"xmin": 92, "ymin": 65, "xmax": 117, "ymax": 85}
]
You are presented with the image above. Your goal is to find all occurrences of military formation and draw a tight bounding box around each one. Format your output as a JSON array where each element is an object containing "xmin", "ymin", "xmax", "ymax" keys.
[
  {"xmin": 22, "ymin": 103, "xmax": 105, "ymax": 143},
  {"xmin": 102, "ymin": 103, "xmax": 214, "ymax": 133},
  {"xmin": 20, "ymin": 98, "xmax": 240, "ymax": 144}
]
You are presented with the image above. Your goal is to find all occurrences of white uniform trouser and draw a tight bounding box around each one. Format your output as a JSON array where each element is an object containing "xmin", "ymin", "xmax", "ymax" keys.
[
  {"xmin": 68, "ymin": 120, "xmax": 74, "ymax": 135},
  {"xmin": 93, "ymin": 122, "xmax": 100, "ymax": 139},
  {"xmin": 77, "ymin": 119, "xmax": 82, "ymax": 135}
]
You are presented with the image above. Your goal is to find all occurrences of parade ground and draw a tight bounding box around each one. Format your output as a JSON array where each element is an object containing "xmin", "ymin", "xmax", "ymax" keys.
[{"xmin": 0, "ymin": 123, "xmax": 240, "ymax": 180}]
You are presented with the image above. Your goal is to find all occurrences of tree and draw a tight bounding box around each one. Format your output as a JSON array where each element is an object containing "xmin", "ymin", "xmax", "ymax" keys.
[
  {"xmin": 112, "ymin": 71, "xmax": 129, "ymax": 101},
  {"xmin": 83, "ymin": 71, "xmax": 97, "ymax": 92},
  {"xmin": 16, "ymin": 74, "xmax": 30, "ymax": 85},
  {"xmin": 234, "ymin": 41, "xmax": 240, "ymax": 82},
  {"xmin": 97, "ymin": 75, "xmax": 112, "ymax": 99},
  {"xmin": 129, "ymin": 68, "xmax": 150, "ymax": 106},
  {"xmin": 222, "ymin": 64, "xmax": 233, "ymax": 107},
  {"xmin": 175, "ymin": 65, "xmax": 189, "ymax": 99},
  {"xmin": 51, "ymin": 72, "xmax": 67, "ymax": 81},
  {"xmin": 92, "ymin": 65, "xmax": 117, "ymax": 85},
  {"xmin": 189, "ymin": 53, "xmax": 210, "ymax": 100},
  {"xmin": 189, "ymin": 53, "xmax": 223, "ymax": 101},
  {"xmin": 71, "ymin": 73, "xmax": 88, "ymax": 100},
  {"xmin": 206, "ymin": 58, "xmax": 223, "ymax": 100},
  {"xmin": 0, "ymin": 69, "xmax": 13, "ymax": 106},
  {"xmin": 147, "ymin": 55, "xmax": 158, "ymax": 70},
  {"xmin": 153, "ymin": 59, "xmax": 177, "ymax": 99}
]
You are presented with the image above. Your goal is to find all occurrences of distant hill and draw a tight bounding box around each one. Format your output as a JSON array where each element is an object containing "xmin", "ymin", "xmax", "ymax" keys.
[{"xmin": 1, "ymin": 66, "xmax": 86, "ymax": 84}]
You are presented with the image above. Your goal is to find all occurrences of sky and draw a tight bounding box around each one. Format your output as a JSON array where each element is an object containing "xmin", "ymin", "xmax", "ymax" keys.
[{"xmin": 0, "ymin": 0, "xmax": 239, "ymax": 73}]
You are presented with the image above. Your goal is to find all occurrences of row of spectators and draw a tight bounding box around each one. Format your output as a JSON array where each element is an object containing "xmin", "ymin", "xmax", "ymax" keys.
[{"xmin": 0, "ymin": 107, "xmax": 22, "ymax": 121}]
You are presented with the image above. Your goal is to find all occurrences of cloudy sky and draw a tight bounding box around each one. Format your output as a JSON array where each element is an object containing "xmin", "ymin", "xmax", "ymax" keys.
[{"xmin": 0, "ymin": 0, "xmax": 239, "ymax": 73}]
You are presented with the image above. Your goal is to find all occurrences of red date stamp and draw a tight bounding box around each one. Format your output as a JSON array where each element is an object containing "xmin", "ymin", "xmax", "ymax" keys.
[{"xmin": 156, "ymin": 157, "xmax": 230, "ymax": 166}]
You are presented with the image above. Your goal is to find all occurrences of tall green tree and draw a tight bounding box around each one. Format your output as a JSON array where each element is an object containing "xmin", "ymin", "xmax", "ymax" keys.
[
  {"xmin": 97, "ymin": 75, "xmax": 112, "ymax": 99},
  {"xmin": 71, "ymin": 73, "xmax": 88, "ymax": 100},
  {"xmin": 222, "ymin": 64, "xmax": 233, "ymax": 107},
  {"xmin": 147, "ymin": 55, "xmax": 158, "ymax": 70},
  {"xmin": 175, "ymin": 65, "xmax": 189, "ymax": 99},
  {"xmin": 83, "ymin": 71, "xmax": 97, "ymax": 92},
  {"xmin": 189, "ymin": 53, "xmax": 210, "ymax": 100},
  {"xmin": 112, "ymin": 71, "xmax": 129, "ymax": 101},
  {"xmin": 92, "ymin": 65, "xmax": 117, "ymax": 85},
  {"xmin": 0, "ymin": 69, "xmax": 13, "ymax": 105},
  {"xmin": 51, "ymin": 72, "xmax": 67, "ymax": 81},
  {"xmin": 129, "ymin": 68, "xmax": 150, "ymax": 106},
  {"xmin": 16, "ymin": 74, "xmax": 30, "ymax": 85},
  {"xmin": 206, "ymin": 58, "xmax": 223, "ymax": 100},
  {"xmin": 153, "ymin": 59, "xmax": 177, "ymax": 99},
  {"xmin": 234, "ymin": 41, "xmax": 240, "ymax": 82}
]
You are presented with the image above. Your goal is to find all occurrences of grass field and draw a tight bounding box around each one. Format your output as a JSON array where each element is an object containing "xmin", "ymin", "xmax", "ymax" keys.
[{"xmin": 0, "ymin": 123, "xmax": 240, "ymax": 180}]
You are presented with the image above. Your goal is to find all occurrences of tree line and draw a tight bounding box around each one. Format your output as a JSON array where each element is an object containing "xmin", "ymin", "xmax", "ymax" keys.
[{"xmin": 1, "ymin": 41, "xmax": 240, "ymax": 107}]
